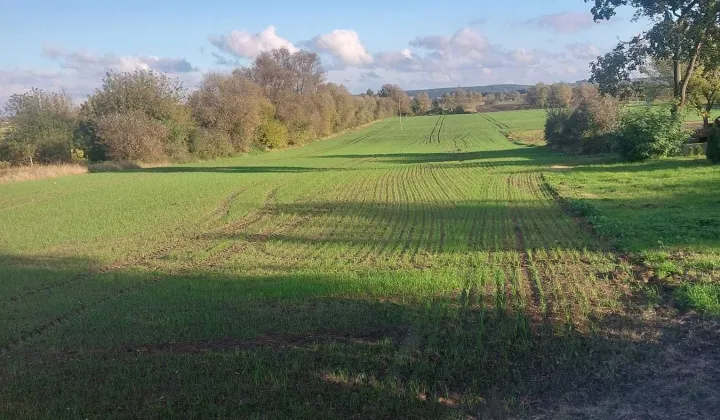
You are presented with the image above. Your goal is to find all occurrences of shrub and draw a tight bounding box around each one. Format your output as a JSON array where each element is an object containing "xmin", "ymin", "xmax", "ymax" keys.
[
  {"xmin": 707, "ymin": 127, "xmax": 720, "ymax": 163},
  {"xmin": 544, "ymin": 94, "xmax": 619, "ymax": 154},
  {"xmin": 2, "ymin": 89, "xmax": 78, "ymax": 165},
  {"xmin": 95, "ymin": 111, "xmax": 169, "ymax": 162},
  {"xmin": 544, "ymin": 107, "xmax": 571, "ymax": 147},
  {"xmin": 257, "ymin": 118, "xmax": 289, "ymax": 149},
  {"xmin": 615, "ymin": 107, "xmax": 688, "ymax": 161},
  {"xmin": 188, "ymin": 129, "xmax": 235, "ymax": 159},
  {"xmin": 82, "ymin": 70, "xmax": 195, "ymax": 161}
]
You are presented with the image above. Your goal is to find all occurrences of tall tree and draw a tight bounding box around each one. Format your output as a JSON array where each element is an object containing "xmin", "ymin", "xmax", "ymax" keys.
[
  {"xmin": 378, "ymin": 84, "xmax": 411, "ymax": 115},
  {"xmin": 411, "ymin": 92, "xmax": 432, "ymax": 115},
  {"xmin": 527, "ymin": 83, "xmax": 550, "ymax": 108},
  {"xmin": 587, "ymin": 0, "xmax": 720, "ymax": 112},
  {"xmin": 549, "ymin": 84, "xmax": 573, "ymax": 108}
]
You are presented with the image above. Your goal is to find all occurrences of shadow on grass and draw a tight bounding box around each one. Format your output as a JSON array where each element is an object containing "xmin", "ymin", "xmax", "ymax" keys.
[
  {"xmin": 1, "ymin": 253, "xmax": 719, "ymax": 418},
  {"xmin": 132, "ymin": 165, "xmax": 336, "ymax": 174}
]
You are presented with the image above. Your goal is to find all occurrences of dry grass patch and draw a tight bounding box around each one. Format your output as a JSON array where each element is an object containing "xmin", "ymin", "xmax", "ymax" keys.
[
  {"xmin": 0, "ymin": 163, "xmax": 88, "ymax": 184},
  {"xmin": 506, "ymin": 129, "xmax": 546, "ymax": 146}
]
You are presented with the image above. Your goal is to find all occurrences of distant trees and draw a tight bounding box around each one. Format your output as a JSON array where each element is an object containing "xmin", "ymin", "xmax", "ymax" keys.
[
  {"xmin": 411, "ymin": 92, "xmax": 432, "ymax": 115},
  {"xmin": 526, "ymin": 83, "xmax": 550, "ymax": 108},
  {"xmin": 549, "ymin": 84, "xmax": 573, "ymax": 108},
  {"xmin": 379, "ymin": 84, "xmax": 411, "ymax": 115},
  {"xmin": 1, "ymin": 48, "xmax": 404, "ymax": 166}
]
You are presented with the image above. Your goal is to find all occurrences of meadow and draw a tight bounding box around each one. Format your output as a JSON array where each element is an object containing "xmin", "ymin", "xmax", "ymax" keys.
[{"xmin": 1, "ymin": 112, "xmax": 718, "ymax": 418}]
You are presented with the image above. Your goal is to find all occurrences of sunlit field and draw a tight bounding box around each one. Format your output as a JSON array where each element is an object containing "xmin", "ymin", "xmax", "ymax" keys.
[{"xmin": 1, "ymin": 112, "xmax": 718, "ymax": 418}]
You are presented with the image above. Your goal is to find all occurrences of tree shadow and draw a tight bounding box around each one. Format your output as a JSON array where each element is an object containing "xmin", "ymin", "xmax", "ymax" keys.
[{"xmin": 1, "ymin": 253, "xmax": 718, "ymax": 418}]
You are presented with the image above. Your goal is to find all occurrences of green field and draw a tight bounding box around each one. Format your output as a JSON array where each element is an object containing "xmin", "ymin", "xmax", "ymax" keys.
[{"xmin": 1, "ymin": 113, "xmax": 719, "ymax": 418}]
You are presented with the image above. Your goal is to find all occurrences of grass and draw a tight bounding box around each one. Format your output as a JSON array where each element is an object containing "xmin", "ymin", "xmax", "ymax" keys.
[
  {"xmin": 1, "ymin": 113, "xmax": 719, "ymax": 418},
  {"xmin": 0, "ymin": 163, "xmax": 88, "ymax": 184}
]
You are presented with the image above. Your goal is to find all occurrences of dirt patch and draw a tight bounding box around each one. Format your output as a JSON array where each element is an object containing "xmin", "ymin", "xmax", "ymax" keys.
[{"xmin": 551, "ymin": 165, "xmax": 573, "ymax": 170}]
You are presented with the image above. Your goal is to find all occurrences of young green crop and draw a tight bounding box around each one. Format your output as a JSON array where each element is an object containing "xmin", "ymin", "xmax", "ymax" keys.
[{"xmin": 0, "ymin": 112, "xmax": 718, "ymax": 418}]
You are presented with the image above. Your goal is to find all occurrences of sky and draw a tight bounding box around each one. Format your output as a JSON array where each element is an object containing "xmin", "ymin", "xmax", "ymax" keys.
[{"xmin": 0, "ymin": 0, "xmax": 651, "ymax": 104}]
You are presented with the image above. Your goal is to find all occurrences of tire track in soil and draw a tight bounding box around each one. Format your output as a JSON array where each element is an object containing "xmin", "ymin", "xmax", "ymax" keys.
[{"xmin": 428, "ymin": 116, "xmax": 442, "ymax": 144}]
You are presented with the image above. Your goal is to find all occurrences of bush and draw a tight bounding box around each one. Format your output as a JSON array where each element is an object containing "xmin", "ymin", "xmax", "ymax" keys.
[
  {"xmin": 707, "ymin": 127, "xmax": 720, "ymax": 163},
  {"xmin": 544, "ymin": 94, "xmax": 619, "ymax": 154},
  {"xmin": 95, "ymin": 111, "xmax": 169, "ymax": 162},
  {"xmin": 82, "ymin": 70, "xmax": 195, "ymax": 162},
  {"xmin": 257, "ymin": 118, "xmax": 289, "ymax": 149},
  {"xmin": 2, "ymin": 88, "xmax": 78, "ymax": 165},
  {"xmin": 544, "ymin": 107, "xmax": 571, "ymax": 147},
  {"xmin": 188, "ymin": 129, "xmax": 235, "ymax": 159},
  {"xmin": 615, "ymin": 107, "xmax": 688, "ymax": 161}
]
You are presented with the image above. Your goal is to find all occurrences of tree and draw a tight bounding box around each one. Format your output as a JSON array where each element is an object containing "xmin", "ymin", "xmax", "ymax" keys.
[
  {"xmin": 412, "ymin": 92, "xmax": 432, "ymax": 115},
  {"xmin": 189, "ymin": 72, "xmax": 272, "ymax": 152},
  {"xmin": 688, "ymin": 65, "xmax": 720, "ymax": 127},
  {"xmin": 81, "ymin": 70, "xmax": 193, "ymax": 161},
  {"xmin": 3, "ymin": 88, "xmax": 78, "ymax": 165},
  {"xmin": 587, "ymin": 0, "xmax": 720, "ymax": 112},
  {"xmin": 365, "ymin": 89, "xmax": 375, "ymax": 97},
  {"xmin": 527, "ymin": 83, "xmax": 550, "ymax": 108},
  {"xmin": 378, "ymin": 84, "xmax": 411, "ymax": 115},
  {"xmin": 549, "ymin": 84, "xmax": 573, "ymax": 108}
]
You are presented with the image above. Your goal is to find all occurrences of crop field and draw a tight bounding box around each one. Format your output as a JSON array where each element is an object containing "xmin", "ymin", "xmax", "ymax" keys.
[{"xmin": 1, "ymin": 113, "xmax": 719, "ymax": 418}]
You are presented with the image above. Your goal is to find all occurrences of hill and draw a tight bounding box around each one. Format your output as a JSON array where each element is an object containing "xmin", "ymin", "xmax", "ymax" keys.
[{"xmin": 406, "ymin": 84, "xmax": 531, "ymax": 99}]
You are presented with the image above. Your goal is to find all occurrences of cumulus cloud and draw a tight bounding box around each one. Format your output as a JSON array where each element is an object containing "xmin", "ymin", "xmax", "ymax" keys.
[
  {"xmin": 524, "ymin": 12, "xmax": 597, "ymax": 34},
  {"xmin": 410, "ymin": 28, "xmax": 489, "ymax": 60},
  {"xmin": 210, "ymin": 25, "xmax": 297, "ymax": 59},
  {"xmin": 42, "ymin": 46, "xmax": 196, "ymax": 74},
  {"xmin": 1, "ymin": 46, "xmax": 202, "ymax": 106},
  {"xmin": 307, "ymin": 30, "xmax": 373, "ymax": 67}
]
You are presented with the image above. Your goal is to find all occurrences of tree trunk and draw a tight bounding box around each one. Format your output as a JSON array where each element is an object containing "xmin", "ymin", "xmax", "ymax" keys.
[{"xmin": 679, "ymin": 41, "xmax": 704, "ymax": 113}]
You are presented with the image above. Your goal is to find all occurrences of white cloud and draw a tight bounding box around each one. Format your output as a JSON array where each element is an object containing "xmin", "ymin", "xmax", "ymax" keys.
[
  {"xmin": 308, "ymin": 30, "xmax": 373, "ymax": 67},
  {"xmin": 512, "ymin": 48, "xmax": 534, "ymax": 63},
  {"xmin": 524, "ymin": 12, "xmax": 597, "ymax": 34},
  {"xmin": 210, "ymin": 25, "xmax": 297, "ymax": 59},
  {"xmin": 410, "ymin": 27, "xmax": 488, "ymax": 60},
  {"xmin": 43, "ymin": 46, "xmax": 196, "ymax": 74},
  {"xmin": 1, "ymin": 47, "xmax": 202, "ymax": 106},
  {"xmin": 566, "ymin": 43, "xmax": 602, "ymax": 60}
]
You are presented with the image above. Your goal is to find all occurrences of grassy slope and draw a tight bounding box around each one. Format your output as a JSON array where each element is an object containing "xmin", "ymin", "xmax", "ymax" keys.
[{"xmin": 1, "ymin": 114, "xmax": 719, "ymax": 418}]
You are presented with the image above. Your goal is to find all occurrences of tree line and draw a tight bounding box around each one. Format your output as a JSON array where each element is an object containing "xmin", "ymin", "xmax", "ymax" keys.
[{"xmin": 0, "ymin": 48, "xmax": 410, "ymax": 166}]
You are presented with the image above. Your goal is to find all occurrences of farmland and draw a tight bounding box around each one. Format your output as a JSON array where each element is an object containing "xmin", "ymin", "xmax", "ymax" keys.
[{"xmin": 1, "ymin": 112, "xmax": 719, "ymax": 418}]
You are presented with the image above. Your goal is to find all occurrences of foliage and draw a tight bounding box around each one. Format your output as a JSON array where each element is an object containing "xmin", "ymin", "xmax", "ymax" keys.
[
  {"xmin": 189, "ymin": 72, "xmax": 271, "ymax": 153},
  {"xmin": 95, "ymin": 111, "xmax": 170, "ymax": 162},
  {"xmin": 615, "ymin": 106, "xmax": 689, "ymax": 161},
  {"xmin": 544, "ymin": 86, "xmax": 620, "ymax": 154},
  {"xmin": 81, "ymin": 70, "xmax": 193, "ymax": 161},
  {"xmin": 187, "ymin": 129, "xmax": 235, "ymax": 159},
  {"xmin": 1, "ymin": 88, "xmax": 78, "ymax": 165},
  {"xmin": 707, "ymin": 127, "xmax": 720, "ymax": 163},
  {"xmin": 688, "ymin": 65, "xmax": 720, "ymax": 126},
  {"xmin": 257, "ymin": 118, "xmax": 289, "ymax": 149},
  {"xmin": 411, "ymin": 92, "xmax": 432, "ymax": 115},
  {"xmin": 587, "ymin": 0, "xmax": 720, "ymax": 110}
]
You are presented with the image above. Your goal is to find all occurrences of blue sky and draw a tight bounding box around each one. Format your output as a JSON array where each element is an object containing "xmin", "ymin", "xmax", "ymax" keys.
[{"xmin": 0, "ymin": 0, "xmax": 649, "ymax": 103}]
